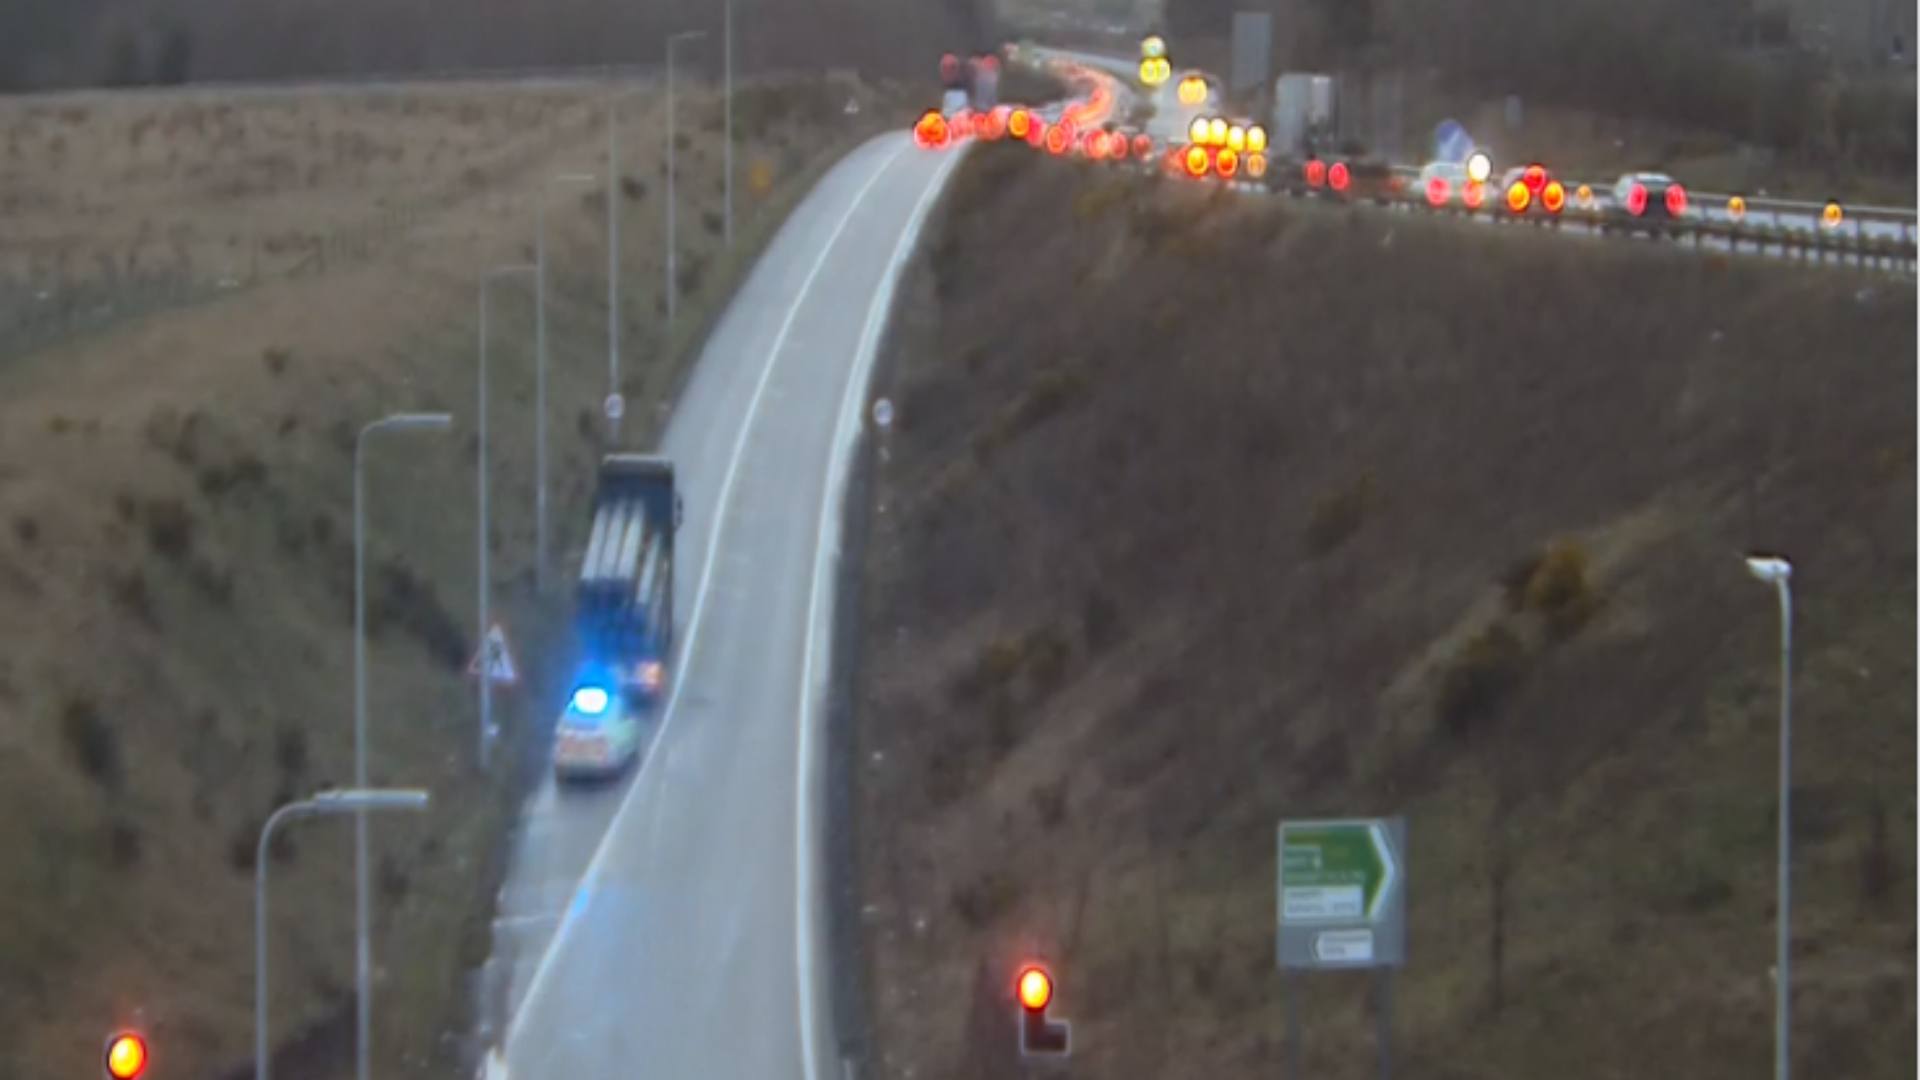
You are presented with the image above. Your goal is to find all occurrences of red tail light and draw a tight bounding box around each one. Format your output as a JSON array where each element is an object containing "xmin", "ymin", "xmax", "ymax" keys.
[
  {"xmin": 1109, "ymin": 132, "xmax": 1129, "ymax": 161},
  {"xmin": 1184, "ymin": 144, "xmax": 1210, "ymax": 177},
  {"xmin": 1044, "ymin": 124, "xmax": 1068, "ymax": 155},
  {"xmin": 1216, "ymin": 146, "xmax": 1239, "ymax": 178},
  {"xmin": 1522, "ymin": 164, "xmax": 1547, "ymax": 194},
  {"xmin": 1328, "ymin": 161, "xmax": 1351, "ymax": 193},
  {"xmin": 1626, "ymin": 182, "xmax": 1649, "ymax": 216},
  {"xmin": 1541, "ymin": 179, "xmax": 1566, "ymax": 214},
  {"xmin": 1304, "ymin": 159, "xmax": 1327, "ymax": 188},
  {"xmin": 1665, "ymin": 184, "xmax": 1688, "ymax": 217},
  {"xmin": 1025, "ymin": 118, "xmax": 1046, "ymax": 148},
  {"xmin": 1426, "ymin": 175, "xmax": 1450, "ymax": 207},
  {"xmin": 1463, "ymin": 180, "xmax": 1485, "ymax": 210},
  {"xmin": 1132, "ymin": 134, "xmax": 1153, "ymax": 159}
]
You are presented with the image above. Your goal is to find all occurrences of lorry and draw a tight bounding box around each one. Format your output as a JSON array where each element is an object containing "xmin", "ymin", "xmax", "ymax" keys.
[
  {"xmin": 553, "ymin": 454, "xmax": 682, "ymax": 780},
  {"xmin": 1267, "ymin": 71, "xmax": 1403, "ymax": 204},
  {"xmin": 1270, "ymin": 72, "xmax": 1336, "ymax": 160}
]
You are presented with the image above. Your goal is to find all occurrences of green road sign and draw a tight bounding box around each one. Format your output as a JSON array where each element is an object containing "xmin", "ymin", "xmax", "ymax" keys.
[
  {"xmin": 1277, "ymin": 817, "xmax": 1405, "ymax": 969},
  {"xmin": 1281, "ymin": 823, "xmax": 1393, "ymax": 918}
]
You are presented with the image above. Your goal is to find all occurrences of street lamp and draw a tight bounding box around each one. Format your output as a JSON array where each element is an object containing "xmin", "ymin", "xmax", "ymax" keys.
[
  {"xmin": 257, "ymin": 789, "xmax": 430, "ymax": 1080},
  {"xmin": 723, "ymin": 0, "xmax": 734, "ymax": 249},
  {"xmin": 479, "ymin": 265, "xmax": 535, "ymax": 769},
  {"xmin": 666, "ymin": 29, "xmax": 707, "ymax": 335},
  {"xmin": 351, "ymin": 412, "xmax": 450, "ymax": 1080},
  {"xmin": 536, "ymin": 172, "xmax": 597, "ymax": 594},
  {"xmin": 1745, "ymin": 554, "xmax": 1793, "ymax": 1080},
  {"xmin": 602, "ymin": 85, "xmax": 652, "ymax": 443}
]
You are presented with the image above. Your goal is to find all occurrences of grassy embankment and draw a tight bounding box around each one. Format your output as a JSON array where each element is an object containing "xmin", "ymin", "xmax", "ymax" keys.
[
  {"xmin": 0, "ymin": 71, "xmax": 912, "ymax": 1079},
  {"xmin": 853, "ymin": 145, "xmax": 1914, "ymax": 1079}
]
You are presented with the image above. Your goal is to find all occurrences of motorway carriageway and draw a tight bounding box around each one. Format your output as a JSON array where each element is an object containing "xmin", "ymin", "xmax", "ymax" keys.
[
  {"xmin": 480, "ymin": 135, "xmax": 966, "ymax": 1079},
  {"xmin": 1029, "ymin": 44, "xmax": 1916, "ymax": 248}
]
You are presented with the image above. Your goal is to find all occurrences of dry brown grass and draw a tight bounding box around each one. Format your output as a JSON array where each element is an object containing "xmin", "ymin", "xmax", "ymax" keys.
[
  {"xmin": 0, "ymin": 71, "xmax": 900, "ymax": 1079},
  {"xmin": 851, "ymin": 150, "xmax": 1915, "ymax": 1079}
]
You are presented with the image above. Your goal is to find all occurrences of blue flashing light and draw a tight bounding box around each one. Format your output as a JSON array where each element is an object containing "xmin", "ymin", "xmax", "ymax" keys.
[{"xmin": 571, "ymin": 685, "xmax": 611, "ymax": 716}]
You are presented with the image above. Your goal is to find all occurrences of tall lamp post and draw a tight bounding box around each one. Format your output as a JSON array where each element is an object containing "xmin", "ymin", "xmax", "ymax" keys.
[
  {"xmin": 535, "ymin": 173, "xmax": 597, "ymax": 594},
  {"xmin": 665, "ymin": 29, "xmax": 707, "ymax": 334},
  {"xmin": 478, "ymin": 265, "xmax": 535, "ymax": 768},
  {"xmin": 723, "ymin": 0, "xmax": 734, "ymax": 249},
  {"xmin": 258, "ymin": 789, "xmax": 430, "ymax": 1080},
  {"xmin": 1745, "ymin": 553, "xmax": 1793, "ymax": 1080},
  {"xmin": 351, "ymin": 412, "xmax": 451, "ymax": 1080}
]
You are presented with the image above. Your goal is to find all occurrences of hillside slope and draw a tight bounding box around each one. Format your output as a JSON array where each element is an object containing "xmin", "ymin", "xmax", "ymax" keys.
[
  {"xmin": 0, "ymin": 73, "xmax": 902, "ymax": 1079},
  {"xmin": 852, "ymin": 149, "xmax": 1915, "ymax": 1078}
]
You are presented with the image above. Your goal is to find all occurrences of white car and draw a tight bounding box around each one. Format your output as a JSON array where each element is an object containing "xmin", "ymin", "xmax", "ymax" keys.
[
  {"xmin": 1417, "ymin": 160, "xmax": 1473, "ymax": 205},
  {"xmin": 553, "ymin": 683, "xmax": 644, "ymax": 781}
]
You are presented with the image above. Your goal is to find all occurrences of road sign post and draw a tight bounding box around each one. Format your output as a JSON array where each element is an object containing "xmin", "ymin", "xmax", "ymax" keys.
[{"xmin": 1277, "ymin": 816, "xmax": 1406, "ymax": 1080}]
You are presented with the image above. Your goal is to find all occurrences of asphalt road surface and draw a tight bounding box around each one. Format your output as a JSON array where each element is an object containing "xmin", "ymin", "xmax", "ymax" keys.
[{"xmin": 484, "ymin": 132, "xmax": 965, "ymax": 1080}]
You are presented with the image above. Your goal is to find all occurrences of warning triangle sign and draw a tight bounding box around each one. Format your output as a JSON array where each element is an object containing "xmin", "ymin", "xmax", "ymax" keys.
[{"xmin": 467, "ymin": 623, "xmax": 518, "ymax": 685}]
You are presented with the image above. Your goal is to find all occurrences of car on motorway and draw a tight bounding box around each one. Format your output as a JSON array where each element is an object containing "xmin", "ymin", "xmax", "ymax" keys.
[
  {"xmin": 1418, "ymin": 160, "xmax": 1473, "ymax": 206},
  {"xmin": 1607, "ymin": 171, "xmax": 1689, "ymax": 230},
  {"xmin": 553, "ymin": 681, "xmax": 645, "ymax": 780}
]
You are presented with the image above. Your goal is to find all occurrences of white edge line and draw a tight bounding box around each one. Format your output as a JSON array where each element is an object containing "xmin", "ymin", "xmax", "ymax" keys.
[
  {"xmin": 794, "ymin": 143, "xmax": 970, "ymax": 1080},
  {"xmin": 502, "ymin": 135, "xmax": 914, "ymax": 1050}
]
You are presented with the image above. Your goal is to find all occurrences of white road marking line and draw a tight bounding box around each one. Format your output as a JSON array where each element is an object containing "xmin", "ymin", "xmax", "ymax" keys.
[
  {"xmin": 794, "ymin": 145, "xmax": 969, "ymax": 1080},
  {"xmin": 502, "ymin": 136, "xmax": 914, "ymax": 1051}
]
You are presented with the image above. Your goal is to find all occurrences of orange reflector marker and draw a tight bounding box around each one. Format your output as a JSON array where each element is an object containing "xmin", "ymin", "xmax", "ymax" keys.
[
  {"xmin": 1505, "ymin": 180, "xmax": 1530, "ymax": 214},
  {"xmin": 1541, "ymin": 179, "xmax": 1565, "ymax": 214},
  {"xmin": 1327, "ymin": 161, "xmax": 1350, "ymax": 193},
  {"xmin": 1304, "ymin": 158, "xmax": 1327, "ymax": 188},
  {"xmin": 1018, "ymin": 967, "xmax": 1054, "ymax": 1011},
  {"xmin": 1822, "ymin": 200, "xmax": 1844, "ymax": 229},
  {"xmin": 1727, "ymin": 195, "xmax": 1747, "ymax": 223},
  {"xmin": 1008, "ymin": 108, "xmax": 1031, "ymax": 140},
  {"xmin": 105, "ymin": 1033, "xmax": 148, "ymax": 1079},
  {"xmin": 1216, "ymin": 146, "xmax": 1239, "ymax": 178},
  {"xmin": 1463, "ymin": 180, "xmax": 1485, "ymax": 210},
  {"xmin": 1426, "ymin": 175, "xmax": 1450, "ymax": 207},
  {"xmin": 1184, "ymin": 143, "xmax": 1210, "ymax": 177},
  {"xmin": 912, "ymin": 110, "xmax": 949, "ymax": 150},
  {"xmin": 1575, "ymin": 183, "xmax": 1594, "ymax": 210},
  {"xmin": 1246, "ymin": 151, "xmax": 1268, "ymax": 178}
]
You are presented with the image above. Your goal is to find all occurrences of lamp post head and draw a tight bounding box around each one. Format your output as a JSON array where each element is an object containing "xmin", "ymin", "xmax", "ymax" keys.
[
  {"xmin": 389, "ymin": 412, "xmax": 453, "ymax": 431},
  {"xmin": 312, "ymin": 788, "xmax": 431, "ymax": 812},
  {"xmin": 1745, "ymin": 555, "xmax": 1792, "ymax": 585}
]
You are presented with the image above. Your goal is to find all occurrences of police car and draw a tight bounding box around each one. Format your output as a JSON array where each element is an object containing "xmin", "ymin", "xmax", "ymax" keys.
[{"xmin": 553, "ymin": 682, "xmax": 645, "ymax": 781}]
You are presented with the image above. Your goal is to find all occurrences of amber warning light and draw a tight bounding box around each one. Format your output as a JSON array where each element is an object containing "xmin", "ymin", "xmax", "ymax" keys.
[
  {"xmin": 1016, "ymin": 964, "xmax": 1070, "ymax": 1057},
  {"xmin": 105, "ymin": 1033, "xmax": 148, "ymax": 1079}
]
